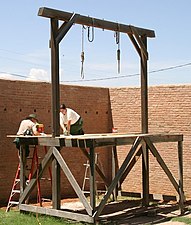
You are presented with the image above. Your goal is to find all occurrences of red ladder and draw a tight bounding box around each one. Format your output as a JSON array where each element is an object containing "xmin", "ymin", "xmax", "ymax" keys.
[{"xmin": 6, "ymin": 146, "xmax": 52, "ymax": 212}]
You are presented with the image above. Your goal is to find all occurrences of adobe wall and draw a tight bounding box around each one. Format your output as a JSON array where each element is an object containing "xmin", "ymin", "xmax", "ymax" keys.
[
  {"xmin": 0, "ymin": 79, "xmax": 112, "ymax": 205},
  {"xmin": 109, "ymin": 85, "xmax": 191, "ymax": 198},
  {"xmin": 1, "ymin": 78, "xmax": 191, "ymax": 205}
]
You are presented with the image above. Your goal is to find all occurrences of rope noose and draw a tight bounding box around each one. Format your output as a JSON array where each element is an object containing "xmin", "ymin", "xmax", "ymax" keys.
[{"xmin": 81, "ymin": 25, "xmax": 85, "ymax": 79}]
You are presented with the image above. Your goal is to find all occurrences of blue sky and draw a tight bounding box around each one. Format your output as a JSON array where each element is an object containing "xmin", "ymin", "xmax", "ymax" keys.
[{"xmin": 0, "ymin": 0, "xmax": 190, "ymax": 87}]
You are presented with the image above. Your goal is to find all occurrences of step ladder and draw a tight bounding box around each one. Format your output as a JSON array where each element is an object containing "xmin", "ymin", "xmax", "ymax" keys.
[
  {"xmin": 6, "ymin": 164, "xmax": 21, "ymax": 212},
  {"xmin": 6, "ymin": 146, "xmax": 52, "ymax": 212},
  {"xmin": 82, "ymin": 153, "xmax": 106, "ymax": 197}
]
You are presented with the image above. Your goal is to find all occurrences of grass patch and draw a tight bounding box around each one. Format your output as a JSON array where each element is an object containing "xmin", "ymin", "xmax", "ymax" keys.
[
  {"xmin": 172, "ymin": 216, "xmax": 191, "ymax": 224},
  {"xmin": 0, "ymin": 209, "xmax": 87, "ymax": 225}
]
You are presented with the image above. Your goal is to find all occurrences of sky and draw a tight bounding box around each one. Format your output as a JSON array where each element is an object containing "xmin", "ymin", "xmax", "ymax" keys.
[{"xmin": 0, "ymin": 0, "xmax": 190, "ymax": 87}]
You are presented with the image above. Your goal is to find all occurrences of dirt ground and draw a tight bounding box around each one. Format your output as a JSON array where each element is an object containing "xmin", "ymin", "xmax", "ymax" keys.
[
  {"xmin": 41, "ymin": 198, "xmax": 191, "ymax": 224},
  {"xmin": 3, "ymin": 198, "xmax": 191, "ymax": 224}
]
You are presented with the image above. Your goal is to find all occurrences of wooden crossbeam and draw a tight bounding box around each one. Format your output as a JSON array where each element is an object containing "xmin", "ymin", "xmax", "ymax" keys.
[
  {"xmin": 52, "ymin": 147, "xmax": 93, "ymax": 216},
  {"xmin": 129, "ymin": 26, "xmax": 149, "ymax": 60},
  {"xmin": 143, "ymin": 137, "xmax": 179, "ymax": 192},
  {"xmin": 19, "ymin": 147, "xmax": 54, "ymax": 204},
  {"xmin": 38, "ymin": 7, "xmax": 155, "ymax": 38},
  {"xmin": 120, "ymin": 147, "xmax": 142, "ymax": 184},
  {"xmin": 94, "ymin": 136, "xmax": 142, "ymax": 220}
]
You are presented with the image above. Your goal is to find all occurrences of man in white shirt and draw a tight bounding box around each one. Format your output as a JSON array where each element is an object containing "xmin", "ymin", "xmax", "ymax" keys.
[
  {"xmin": 60, "ymin": 104, "xmax": 84, "ymax": 135},
  {"xmin": 14, "ymin": 114, "xmax": 39, "ymax": 157},
  {"xmin": 17, "ymin": 114, "xmax": 39, "ymax": 135}
]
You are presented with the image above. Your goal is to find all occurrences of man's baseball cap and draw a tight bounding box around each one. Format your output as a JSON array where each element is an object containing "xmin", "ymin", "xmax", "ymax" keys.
[{"xmin": 28, "ymin": 114, "xmax": 37, "ymax": 119}]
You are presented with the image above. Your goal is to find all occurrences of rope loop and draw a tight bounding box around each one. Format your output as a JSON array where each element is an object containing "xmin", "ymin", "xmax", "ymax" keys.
[{"xmin": 88, "ymin": 18, "xmax": 95, "ymax": 42}]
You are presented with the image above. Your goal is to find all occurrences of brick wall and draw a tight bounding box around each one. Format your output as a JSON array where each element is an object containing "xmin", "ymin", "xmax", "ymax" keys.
[
  {"xmin": 0, "ymin": 79, "xmax": 112, "ymax": 205},
  {"xmin": 109, "ymin": 85, "xmax": 191, "ymax": 198},
  {"xmin": 1, "ymin": 79, "xmax": 191, "ymax": 205}
]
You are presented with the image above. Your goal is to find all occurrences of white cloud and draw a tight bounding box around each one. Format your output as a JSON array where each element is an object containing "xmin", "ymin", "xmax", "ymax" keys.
[{"xmin": 27, "ymin": 68, "xmax": 50, "ymax": 82}]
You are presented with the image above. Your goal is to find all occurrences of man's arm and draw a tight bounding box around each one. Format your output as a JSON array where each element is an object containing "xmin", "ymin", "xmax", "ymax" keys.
[{"xmin": 67, "ymin": 120, "xmax": 71, "ymax": 134}]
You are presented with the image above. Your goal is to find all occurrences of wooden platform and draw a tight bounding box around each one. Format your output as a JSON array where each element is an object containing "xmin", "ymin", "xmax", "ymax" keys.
[{"xmin": 8, "ymin": 132, "xmax": 185, "ymax": 223}]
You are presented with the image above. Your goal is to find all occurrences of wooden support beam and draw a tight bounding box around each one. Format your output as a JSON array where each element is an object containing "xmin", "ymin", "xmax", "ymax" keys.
[
  {"xmin": 140, "ymin": 35, "xmax": 148, "ymax": 134},
  {"xmin": 19, "ymin": 147, "xmax": 54, "ymax": 204},
  {"xmin": 120, "ymin": 147, "xmax": 142, "ymax": 184},
  {"xmin": 19, "ymin": 204, "xmax": 94, "ymax": 223},
  {"xmin": 129, "ymin": 26, "xmax": 148, "ymax": 60},
  {"xmin": 53, "ymin": 148, "xmax": 93, "ymax": 216},
  {"xmin": 89, "ymin": 147, "xmax": 96, "ymax": 214},
  {"xmin": 94, "ymin": 137, "xmax": 142, "ymax": 220},
  {"xmin": 50, "ymin": 18, "xmax": 60, "ymax": 137},
  {"xmin": 56, "ymin": 13, "xmax": 79, "ymax": 44},
  {"xmin": 144, "ymin": 137, "xmax": 179, "ymax": 192},
  {"xmin": 52, "ymin": 147, "xmax": 61, "ymax": 210},
  {"xmin": 127, "ymin": 33, "xmax": 141, "ymax": 57},
  {"xmin": 38, "ymin": 7, "xmax": 155, "ymax": 38},
  {"xmin": 178, "ymin": 140, "xmax": 185, "ymax": 214},
  {"xmin": 142, "ymin": 141, "xmax": 149, "ymax": 205}
]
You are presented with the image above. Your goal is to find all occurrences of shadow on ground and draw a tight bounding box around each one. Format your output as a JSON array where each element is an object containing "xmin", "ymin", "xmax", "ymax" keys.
[{"xmin": 96, "ymin": 199, "xmax": 191, "ymax": 224}]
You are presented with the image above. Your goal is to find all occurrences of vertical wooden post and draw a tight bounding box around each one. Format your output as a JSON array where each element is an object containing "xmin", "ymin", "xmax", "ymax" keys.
[
  {"xmin": 89, "ymin": 147, "xmax": 96, "ymax": 215},
  {"xmin": 140, "ymin": 35, "xmax": 149, "ymax": 205},
  {"xmin": 178, "ymin": 140, "xmax": 184, "ymax": 214},
  {"xmin": 52, "ymin": 148, "xmax": 61, "ymax": 209},
  {"xmin": 50, "ymin": 18, "xmax": 60, "ymax": 137},
  {"xmin": 50, "ymin": 18, "xmax": 61, "ymax": 209},
  {"xmin": 19, "ymin": 145, "xmax": 26, "ymax": 197},
  {"xmin": 112, "ymin": 146, "xmax": 119, "ymax": 200}
]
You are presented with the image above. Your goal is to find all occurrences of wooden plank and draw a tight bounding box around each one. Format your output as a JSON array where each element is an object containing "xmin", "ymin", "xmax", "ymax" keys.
[
  {"xmin": 38, "ymin": 137, "xmax": 61, "ymax": 146},
  {"xmin": 144, "ymin": 137, "xmax": 179, "ymax": 192},
  {"xmin": 7, "ymin": 133, "xmax": 183, "ymax": 148},
  {"xmin": 38, "ymin": 7, "xmax": 155, "ymax": 38},
  {"xmin": 19, "ymin": 204, "xmax": 94, "ymax": 223},
  {"xmin": 94, "ymin": 137, "xmax": 142, "ymax": 220},
  {"xmin": 149, "ymin": 134, "xmax": 183, "ymax": 143},
  {"xmin": 52, "ymin": 148, "xmax": 93, "ymax": 216}
]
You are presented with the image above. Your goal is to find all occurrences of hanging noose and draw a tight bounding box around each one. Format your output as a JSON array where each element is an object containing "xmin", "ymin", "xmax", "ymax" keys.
[{"xmin": 81, "ymin": 25, "xmax": 85, "ymax": 79}]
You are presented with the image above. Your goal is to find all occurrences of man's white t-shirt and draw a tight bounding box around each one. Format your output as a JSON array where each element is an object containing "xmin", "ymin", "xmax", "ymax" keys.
[
  {"xmin": 60, "ymin": 108, "xmax": 80, "ymax": 126},
  {"xmin": 17, "ymin": 119, "xmax": 36, "ymax": 135}
]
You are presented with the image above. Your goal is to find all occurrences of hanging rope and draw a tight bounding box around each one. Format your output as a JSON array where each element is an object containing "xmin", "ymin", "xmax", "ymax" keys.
[
  {"xmin": 87, "ymin": 18, "xmax": 95, "ymax": 42},
  {"xmin": 114, "ymin": 24, "xmax": 121, "ymax": 74},
  {"xmin": 81, "ymin": 25, "xmax": 85, "ymax": 79}
]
